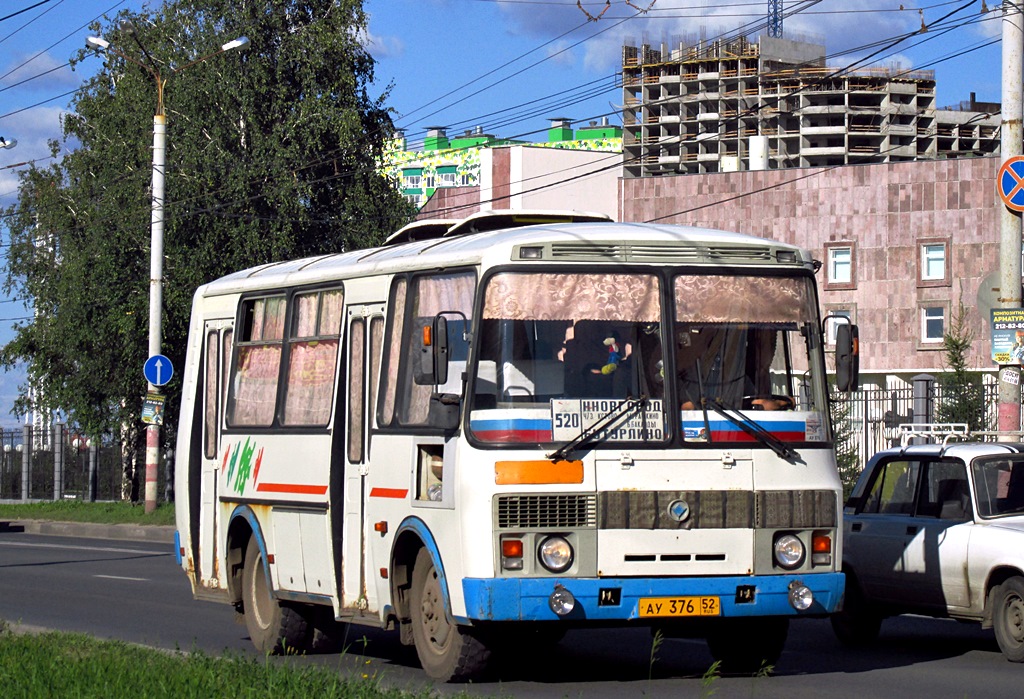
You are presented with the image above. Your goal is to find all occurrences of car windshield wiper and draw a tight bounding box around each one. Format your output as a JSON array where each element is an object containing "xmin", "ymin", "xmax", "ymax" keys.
[
  {"xmin": 547, "ymin": 395, "xmax": 649, "ymax": 462},
  {"xmin": 704, "ymin": 398, "xmax": 795, "ymax": 461}
]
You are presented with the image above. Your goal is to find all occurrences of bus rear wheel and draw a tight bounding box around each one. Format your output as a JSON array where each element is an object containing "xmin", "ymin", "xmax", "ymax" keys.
[
  {"xmin": 410, "ymin": 548, "xmax": 491, "ymax": 681},
  {"xmin": 241, "ymin": 537, "xmax": 312, "ymax": 654}
]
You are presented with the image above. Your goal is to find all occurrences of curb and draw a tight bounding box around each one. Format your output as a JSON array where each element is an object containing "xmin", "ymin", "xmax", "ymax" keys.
[{"xmin": 1, "ymin": 519, "xmax": 175, "ymax": 544}]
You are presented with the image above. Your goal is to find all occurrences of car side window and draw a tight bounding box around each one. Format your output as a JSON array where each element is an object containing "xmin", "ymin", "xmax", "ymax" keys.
[
  {"xmin": 916, "ymin": 460, "xmax": 971, "ymax": 521},
  {"xmin": 860, "ymin": 459, "xmax": 921, "ymax": 515}
]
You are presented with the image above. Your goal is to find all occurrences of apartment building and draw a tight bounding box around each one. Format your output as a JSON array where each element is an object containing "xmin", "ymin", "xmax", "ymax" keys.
[{"xmin": 621, "ymin": 36, "xmax": 999, "ymax": 177}]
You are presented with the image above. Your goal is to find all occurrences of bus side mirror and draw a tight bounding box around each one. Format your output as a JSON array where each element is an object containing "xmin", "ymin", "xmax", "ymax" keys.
[
  {"xmin": 415, "ymin": 315, "xmax": 449, "ymax": 386},
  {"xmin": 835, "ymin": 323, "xmax": 859, "ymax": 392}
]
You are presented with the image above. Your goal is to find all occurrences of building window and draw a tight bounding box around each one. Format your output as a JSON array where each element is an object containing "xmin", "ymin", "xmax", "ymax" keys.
[
  {"xmin": 922, "ymin": 306, "xmax": 945, "ymax": 343},
  {"xmin": 404, "ymin": 174, "xmax": 421, "ymax": 189},
  {"xmin": 825, "ymin": 309, "xmax": 852, "ymax": 345},
  {"xmin": 824, "ymin": 242, "xmax": 856, "ymax": 290},
  {"xmin": 829, "ymin": 248, "xmax": 851, "ymax": 283},
  {"xmin": 917, "ymin": 238, "xmax": 951, "ymax": 287},
  {"xmin": 922, "ymin": 244, "xmax": 945, "ymax": 280}
]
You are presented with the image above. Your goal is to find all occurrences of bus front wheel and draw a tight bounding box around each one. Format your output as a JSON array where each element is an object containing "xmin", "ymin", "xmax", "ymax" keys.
[
  {"xmin": 409, "ymin": 548, "xmax": 491, "ymax": 681},
  {"xmin": 241, "ymin": 537, "xmax": 312, "ymax": 654}
]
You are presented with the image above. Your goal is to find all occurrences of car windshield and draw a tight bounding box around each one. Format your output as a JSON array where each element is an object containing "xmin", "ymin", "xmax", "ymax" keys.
[{"xmin": 972, "ymin": 455, "xmax": 1024, "ymax": 518}]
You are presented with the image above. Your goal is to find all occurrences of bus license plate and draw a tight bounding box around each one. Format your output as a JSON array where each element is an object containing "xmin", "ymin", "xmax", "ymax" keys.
[{"xmin": 638, "ymin": 596, "xmax": 720, "ymax": 617}]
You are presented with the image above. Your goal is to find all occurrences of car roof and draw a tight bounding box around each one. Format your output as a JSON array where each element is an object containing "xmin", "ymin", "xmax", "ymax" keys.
[{"xmin": 869, "ymin": 441, "xmax": 1024, "ymax": 464}]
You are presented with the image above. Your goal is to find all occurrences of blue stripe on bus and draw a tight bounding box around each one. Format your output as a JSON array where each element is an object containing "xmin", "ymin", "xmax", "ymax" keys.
[{"xmin": 462, "ymin": 572, "xmax": 844, "ymax": 622}]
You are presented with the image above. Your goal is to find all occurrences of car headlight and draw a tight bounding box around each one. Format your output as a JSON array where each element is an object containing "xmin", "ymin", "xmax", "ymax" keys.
[
  {"xmin": 773, "ymin": 533, "xmax": 805, "ymax": 570},
  {"xmin": 538, "ymin": 536, "xmax": 574, "ymax": 573}
]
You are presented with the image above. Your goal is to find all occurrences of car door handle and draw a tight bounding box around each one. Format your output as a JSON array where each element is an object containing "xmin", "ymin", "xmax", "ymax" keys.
[
  {"xmin": 906, "ymin": 526, "xmax": 917, "ymax": 535},
  {"xmin": 851, "ymin": 522, "xmax": 862, "ymax": 532}
]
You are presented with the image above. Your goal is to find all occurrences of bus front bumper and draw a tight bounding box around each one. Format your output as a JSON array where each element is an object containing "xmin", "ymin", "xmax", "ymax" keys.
[{"xmin": 461, "ymin": 572, "xmax": 844, "ymax": 622}]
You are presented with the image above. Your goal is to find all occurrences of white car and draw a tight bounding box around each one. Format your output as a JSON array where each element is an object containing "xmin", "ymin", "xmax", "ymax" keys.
[{"xmin": 832, "ymin": 429, "xmax": 1024, "ymax": 661}]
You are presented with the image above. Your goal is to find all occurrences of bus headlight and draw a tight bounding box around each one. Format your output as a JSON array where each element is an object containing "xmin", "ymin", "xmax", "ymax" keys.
[
  {"xmin": 788, "ymin": 581, "xmax": 814, "ymax": 611},
  {"xmin": 538, "ymin": 536, "xmax": 574, "ymax": 573},
  {"xmin": 773, "ymin": 534, "xmax": 805, "ymax": 570}
]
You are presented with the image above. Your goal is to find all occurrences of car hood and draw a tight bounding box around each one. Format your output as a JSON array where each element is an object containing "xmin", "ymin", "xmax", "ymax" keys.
[{"xmin": 984, "ymin": 517, "xmax": 1024, "ymax": 533}]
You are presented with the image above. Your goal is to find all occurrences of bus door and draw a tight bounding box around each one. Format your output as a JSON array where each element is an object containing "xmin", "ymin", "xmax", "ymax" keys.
[
  {"xmin": 199, "ymin": 319, "xmax": 233, "ymax": 588},
  {"xmin": 340, "ymin": 304, "xmax": 385, "ymax": 609}
]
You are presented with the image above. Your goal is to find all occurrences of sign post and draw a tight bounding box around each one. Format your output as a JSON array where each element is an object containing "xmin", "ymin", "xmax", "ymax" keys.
[{"xmin": 142, "ymin": 354, "xmax": 173, "ymax": 512}]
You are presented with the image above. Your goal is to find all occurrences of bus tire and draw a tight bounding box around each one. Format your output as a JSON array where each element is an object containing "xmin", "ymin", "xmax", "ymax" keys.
[
  {"xmin": 830, "ymin": 574, "xmax": 882, "ymax": 647},
  {"xmin": 241, "ymin": 537, "xmax": 312, "ymax": 654},
  {"xmin": 410, "ymin": 548, "xmax": 491, "ymax": 681},
  {"xmin": 705, "ymin": 617, "xmax": 788, "ymax": 675}
]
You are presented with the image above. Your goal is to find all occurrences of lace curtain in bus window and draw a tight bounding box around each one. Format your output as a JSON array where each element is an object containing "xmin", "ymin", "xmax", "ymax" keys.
[
  {"xmin": 347, "ymin": 318, "xmax": 365, "ymax": 462},
  {"xmin": 673, "ymin": 275, "xmax": 812, "ymax": 324},
  {"xmin": 482, "ymin": 273, "xmax": 660, "ymax": 322},
  {"xmin": 204, "ymin": 331, "xmax": 219, "ymax": 459},
  {"xmin": 400, "ymin": 271, "xmax": 476, "ymax": 425},
  {"xmin": 282, "ymin": 289, "xmax": 344, "ymax": 426},
  {"xmin": 230, "ymin": 296, "xmax": 286, "ymax": 426},
  {"xmin": 380, "ymin": 279, "xmax": 407, "ymax": 426}
]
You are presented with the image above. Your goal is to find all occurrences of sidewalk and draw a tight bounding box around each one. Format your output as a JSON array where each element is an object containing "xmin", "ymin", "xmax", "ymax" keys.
[{"xmin": 0, "ymin": 519, "xmax": 175, "ymax": 544}]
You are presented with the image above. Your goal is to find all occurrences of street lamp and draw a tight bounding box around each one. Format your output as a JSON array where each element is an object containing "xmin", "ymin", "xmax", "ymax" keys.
[
  {"xmin": 0, "ymin": 136, "xmax": 16, "ymax": 150},
  {"xmin": 87, "ymin": 31, "xmax": 248, "ymax": 513}
]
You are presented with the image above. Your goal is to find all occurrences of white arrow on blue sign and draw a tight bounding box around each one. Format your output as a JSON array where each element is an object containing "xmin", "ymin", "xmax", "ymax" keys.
[{"xmin": 143, "ymin": 354, "xmax": 174, "ymax": 387}]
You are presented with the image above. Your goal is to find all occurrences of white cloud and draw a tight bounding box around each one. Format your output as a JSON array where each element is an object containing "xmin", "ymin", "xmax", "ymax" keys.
[
  {"xmin": 359, "ymin": 23, "xmax": 405, "ymax": 60},
  {"xmin": 0, "ymin": 50, "xmax": 81, "ymax": 92},
  {"xmin": 0, "ymin": 106, "xmax": 66, "ymax": 207}
]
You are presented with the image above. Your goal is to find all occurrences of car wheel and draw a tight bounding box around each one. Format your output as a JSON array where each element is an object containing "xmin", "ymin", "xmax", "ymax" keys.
[
  {"xmin": 831, "ymin": 575, "xmax": 882, "ymax": 646},
  {"xmin": 705, "ymin": 617, "xmax": 788, "ymax": 674},
  {"xmin": 409, "ymin": 548, "xmax": 491, "ymax": 681},
  {"xmin": 241, "ymin": 537, "xmax": 312, "ymax": 654},
  {"xmin": 993, "ymin": 577, "xmax": 1024, "ymax": 662}
]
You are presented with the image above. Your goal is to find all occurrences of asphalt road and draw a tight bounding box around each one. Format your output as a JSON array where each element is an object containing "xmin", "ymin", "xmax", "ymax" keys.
[{"xmin": 0, "ymin": 526, "xmax": 1021, "ymax": 698}]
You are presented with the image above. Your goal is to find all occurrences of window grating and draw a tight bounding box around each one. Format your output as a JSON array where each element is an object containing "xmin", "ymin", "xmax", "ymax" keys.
[
  {"xmin": 547, "ymin": 242, "xmax": 775, "ymax": 264},
  {"xmin": 497, "ymin": 494, "xmax": 598, "ymax": 529}
]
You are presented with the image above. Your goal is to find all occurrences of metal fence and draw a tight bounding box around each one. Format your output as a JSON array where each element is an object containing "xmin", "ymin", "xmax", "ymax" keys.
[
  {"xmin": 835, "ymin": 375, "xmax": 1002, "ymax": 474},
  {"xmin": 0, "ymin": 425, "xmax": 167, "ymax": 503}
]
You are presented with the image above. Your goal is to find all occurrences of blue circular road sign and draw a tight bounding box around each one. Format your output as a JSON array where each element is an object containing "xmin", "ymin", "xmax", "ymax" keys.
[
  {"xmin": 999, "ymin": 156, "xmax": 1024, "ymax": 212},
  {"xmin": 143, "ymin": 354, "xmax": 174, "ymax": 387}
]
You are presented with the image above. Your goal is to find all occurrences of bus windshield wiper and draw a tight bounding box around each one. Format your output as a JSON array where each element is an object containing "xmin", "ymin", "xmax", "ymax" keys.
[
  {"xmin": 705, "ymin": 398, "xmax": 795, "ymax": 460},
  {"xmin": 547, "ymin": 395, "xmax": 648, "ymax": 462}
]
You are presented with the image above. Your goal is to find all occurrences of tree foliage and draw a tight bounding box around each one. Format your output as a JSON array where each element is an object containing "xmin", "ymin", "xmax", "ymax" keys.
[
  {"xmin": 1, "ymin": 1, "xmax": 415, "ymax": 443},
  {"xmin": 935, "ymin": 295, "xmax": 991, "ymax": 431}
]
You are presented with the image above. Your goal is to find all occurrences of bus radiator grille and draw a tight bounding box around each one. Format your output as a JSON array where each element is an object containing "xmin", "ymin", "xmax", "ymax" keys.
[{"xmin": 496, "ymin": 494, "xmax": 598, "ymax": 529}]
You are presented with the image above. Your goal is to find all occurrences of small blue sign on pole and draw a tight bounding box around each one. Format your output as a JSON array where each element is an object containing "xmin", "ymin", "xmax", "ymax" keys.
[{"xmin": 144, "ymin": 354, "xmax": 174, "ymax": 387}]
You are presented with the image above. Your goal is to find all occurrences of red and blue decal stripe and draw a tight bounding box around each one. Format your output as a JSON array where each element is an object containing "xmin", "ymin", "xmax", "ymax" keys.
[
  {"xmin": 683, "ymin": 419, "xmax": 806, "ymax": 442},
  {"xmin": 470, "ymin": 417, "xmax": 552, "ymax": 443}
]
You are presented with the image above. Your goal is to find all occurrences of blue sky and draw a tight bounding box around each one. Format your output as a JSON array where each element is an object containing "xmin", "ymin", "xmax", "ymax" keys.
[{"xmin": 0, "ymin": 0, "xmax": 1006, "ymax": 428}]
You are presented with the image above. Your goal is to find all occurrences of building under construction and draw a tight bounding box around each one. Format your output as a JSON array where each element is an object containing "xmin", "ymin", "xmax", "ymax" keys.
[{"xmin": 621, "ymin": 36, "xmax": 999, "ymax": 177}]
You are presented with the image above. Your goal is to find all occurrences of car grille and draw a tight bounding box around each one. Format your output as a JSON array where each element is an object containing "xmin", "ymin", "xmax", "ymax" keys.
[{"xmin": 496, "ymin": 494, "xmax": 598, "ymax": 529}]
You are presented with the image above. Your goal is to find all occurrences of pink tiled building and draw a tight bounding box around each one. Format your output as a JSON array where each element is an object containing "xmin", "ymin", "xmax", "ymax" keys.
[{"xmin": 621, "ymin": 156, "xmax": 1002, "ymax": 388}]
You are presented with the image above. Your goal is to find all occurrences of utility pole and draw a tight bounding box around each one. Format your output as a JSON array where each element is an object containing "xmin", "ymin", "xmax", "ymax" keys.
[{"xmin": 998, "ymin": 1, "xmax": 1024, "ymax": 434}]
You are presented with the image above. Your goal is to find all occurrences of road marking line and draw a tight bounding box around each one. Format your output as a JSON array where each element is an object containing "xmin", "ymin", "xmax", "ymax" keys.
[
  {"xmin": 94, "ymin": 574, "xmax": 148, "ymax": 582},
  {"xmin": 0, "ymin": 540, "xmax": 165, "ymax": 555}
]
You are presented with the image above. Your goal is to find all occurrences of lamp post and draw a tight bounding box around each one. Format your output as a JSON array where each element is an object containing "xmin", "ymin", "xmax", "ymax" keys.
[
  {"xmin": 87, "ymin": 32, "xmax": 248, "ymax": 513},
  {"xmin": 0, "ymin": 137, "xmax": 16, "ymax": 150}
]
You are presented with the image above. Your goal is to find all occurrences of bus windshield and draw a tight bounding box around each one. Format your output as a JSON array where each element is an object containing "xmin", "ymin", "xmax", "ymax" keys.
[{"xmin": 467, "ymin": 270, "xmax": 829, "ymax": 447}]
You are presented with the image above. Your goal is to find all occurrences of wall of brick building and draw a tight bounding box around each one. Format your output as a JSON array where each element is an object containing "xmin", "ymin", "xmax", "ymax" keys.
[{"xmin": 621, "ymin": 156, "xmax": 1002, "ymax": 383}]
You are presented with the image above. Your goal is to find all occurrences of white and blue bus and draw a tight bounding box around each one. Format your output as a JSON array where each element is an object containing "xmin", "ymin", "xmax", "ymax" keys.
[{"xmin": 174, "ymin": 211, "xmax": 858, "ymax": 680}]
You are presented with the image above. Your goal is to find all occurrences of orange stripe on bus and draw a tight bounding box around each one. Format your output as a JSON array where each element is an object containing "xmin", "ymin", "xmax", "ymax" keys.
[
  {"xmin": 255, "ymin": 483, "xmax": 328, "ymax": 495},
  {"xmin": 495, "ymin": 460, "xmax": 584, "ymax": 485},
  {"xmin": 369, "ymin": 488, "xmax": 409, "ymax": 499}
]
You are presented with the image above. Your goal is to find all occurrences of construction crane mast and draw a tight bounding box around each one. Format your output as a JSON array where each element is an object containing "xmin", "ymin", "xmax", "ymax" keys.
[{"xmin": 767, "ymin": 0, "xmax": 782, "ymax": 37}]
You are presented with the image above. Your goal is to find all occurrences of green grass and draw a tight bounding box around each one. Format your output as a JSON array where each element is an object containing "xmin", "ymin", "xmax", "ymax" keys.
[
  {"xmin": 0, "ymin": 623, "xmax": 440, "ymax": 699},
  {"xmin": 0, "ymin": 500, "xmax": 175, "ymax": 527}
]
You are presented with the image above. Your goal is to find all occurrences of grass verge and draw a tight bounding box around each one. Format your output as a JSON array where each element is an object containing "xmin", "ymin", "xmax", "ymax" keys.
[
  {"xmin": 0, "ymin": 623, "xmax": 437, "ymax": 699},
  {"xmin": 0, "ymin": 500, "xmax": 175, "ymax": 527}
]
